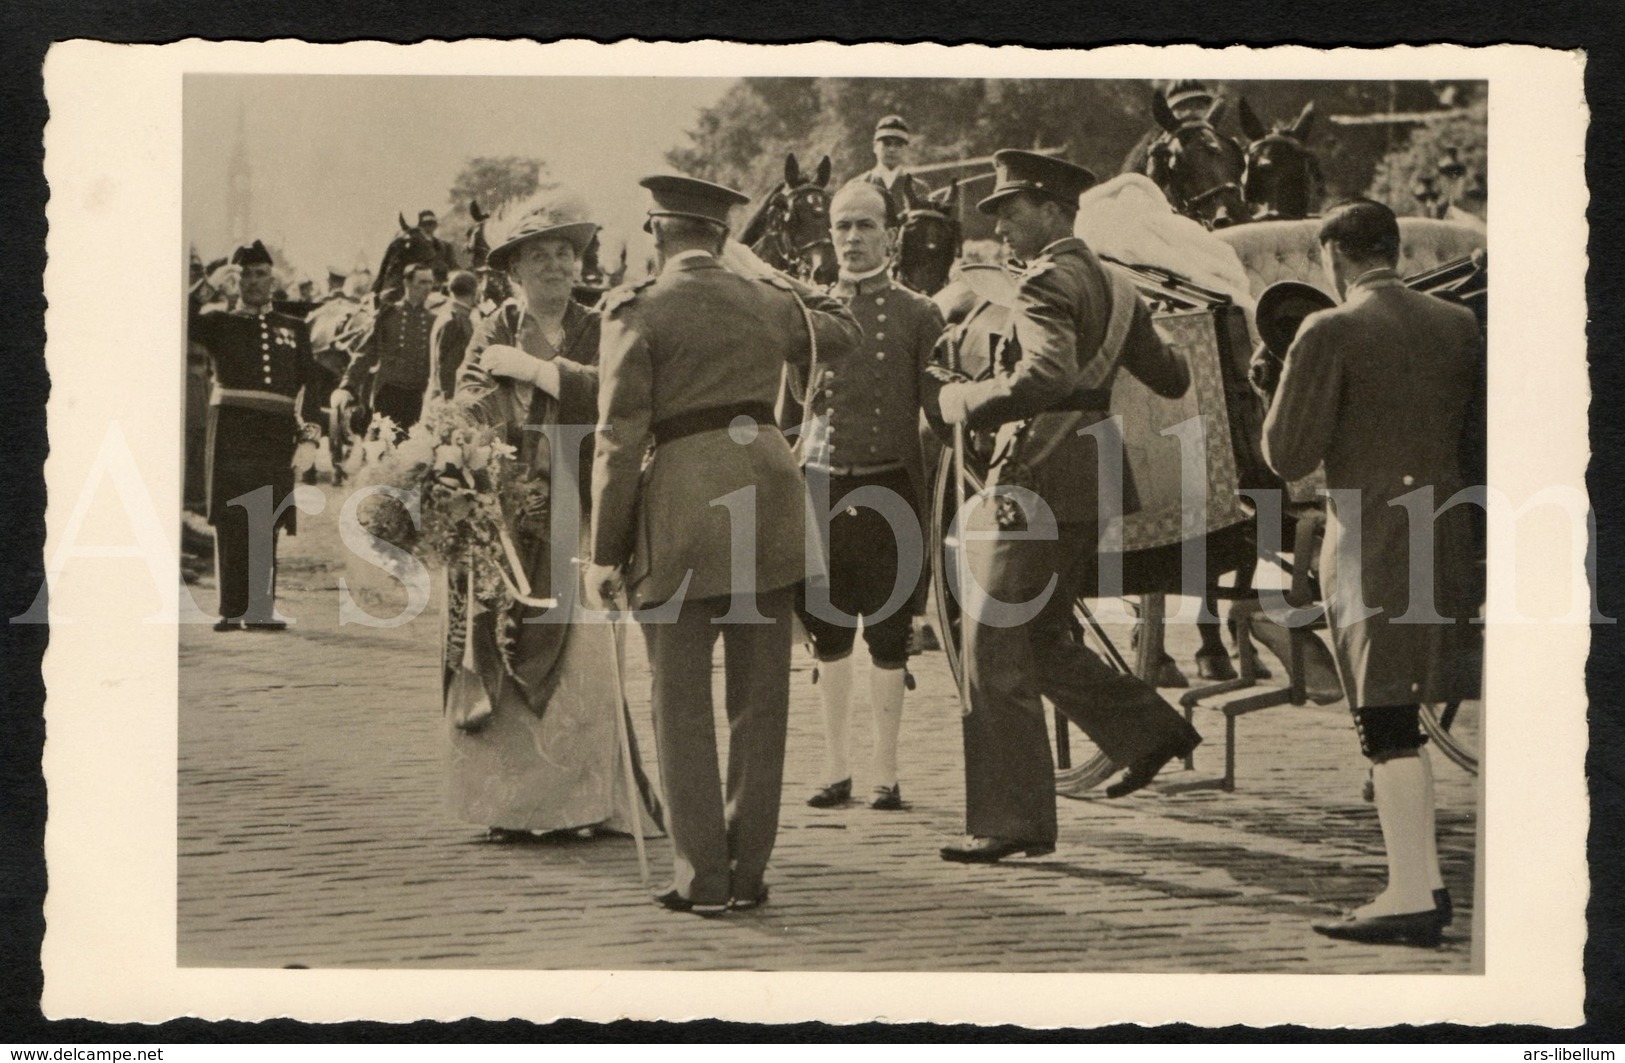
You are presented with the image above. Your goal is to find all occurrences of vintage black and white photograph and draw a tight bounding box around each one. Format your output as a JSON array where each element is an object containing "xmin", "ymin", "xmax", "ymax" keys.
[{"xmin": 37, "ymin": 40, "xmax": 1589, "ymax": 1027}]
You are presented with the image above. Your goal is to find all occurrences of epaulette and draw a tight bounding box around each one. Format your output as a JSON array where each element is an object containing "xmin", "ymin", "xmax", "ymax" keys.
[
  {"xmin": 600, "ymin": 277, "xmax": 656, "ymax": 315},
  {"xmin": 1016, "ymin": 260, "xmax": 1057, "ymax": 284}
]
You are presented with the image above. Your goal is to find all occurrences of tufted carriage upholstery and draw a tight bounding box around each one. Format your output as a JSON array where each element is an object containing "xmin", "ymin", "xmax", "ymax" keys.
[{"xmin": 1216, "ymin": 217, "xmax": 1487, "ymax": 300}]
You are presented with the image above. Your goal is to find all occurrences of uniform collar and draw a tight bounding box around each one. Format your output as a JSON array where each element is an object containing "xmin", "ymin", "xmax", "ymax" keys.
[
  {"xmin": 1034, "ymin": 236, "xmax": 1088, "ymax": 261},
  {"xmin": 834, "ymin": 266, "xmax": 892, "ymax": 297},
  {"xmin": 663, "ymin": 249, "xmax": 720, "ymax": 274}
]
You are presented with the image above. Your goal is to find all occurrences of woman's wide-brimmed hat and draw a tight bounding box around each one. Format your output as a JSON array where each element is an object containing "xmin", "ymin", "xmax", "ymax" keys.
[
  {"xmin": 486, "ymin": 191, "xmax": 600, "ymax": 272},
  {"xmin": 1255, "ymin": 280, "xmax": 1338, "ymax": 359}
]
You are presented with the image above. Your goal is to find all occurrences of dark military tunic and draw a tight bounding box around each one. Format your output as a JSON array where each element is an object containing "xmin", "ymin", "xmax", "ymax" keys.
[
  {"xmin": 189, "ymin": 302, "xmax": 321, "ymax": 532},
  {"xmin": 341, "ymin": 298, "xmax": 436, "ymax": 429}
]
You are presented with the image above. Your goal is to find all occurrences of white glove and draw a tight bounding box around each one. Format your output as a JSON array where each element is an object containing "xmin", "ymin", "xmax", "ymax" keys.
[
  {"xmin": 938, "ymin": 382, "xmax": 971, "ymax": 426},
  {"xmin": 207, "ymin": 263, "xmax": 242, "ymax": 291},
  {"xmin": 478, "ymin": 343, "xmax": 550, "ymax": 388},
  {"xmin": 330, "ymin": 388, "xmax": 353, "ymax": 410},
  {"xmin": 717, "ymin": 239, "xmax": 776, "ymax": 281},
  {"xmin": 583, "ymin": 563, "xmax": 624, "ymax": 611}
]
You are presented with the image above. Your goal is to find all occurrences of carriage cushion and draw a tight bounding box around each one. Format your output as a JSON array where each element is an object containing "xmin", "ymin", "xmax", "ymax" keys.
[{"xmin": 1216, "ymin": 217, "xmax": 1487, "ymax": 300}]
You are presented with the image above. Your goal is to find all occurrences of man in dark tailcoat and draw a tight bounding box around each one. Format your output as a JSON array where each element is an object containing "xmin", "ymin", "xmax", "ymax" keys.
[
  {"xmin": 588, "ymin": 175, "xmax": 861, "ymax": 914},
  {"xmin": 187, "ymin": 240, "xmax": 325, "ymax": 631},
  {"xmin": 1264, "ymin": 200, "xmax": 1483, "ymax": 946},
  {"xmin": 922, "ymin": 151, "xmax": 1203, "ymax": 864}
]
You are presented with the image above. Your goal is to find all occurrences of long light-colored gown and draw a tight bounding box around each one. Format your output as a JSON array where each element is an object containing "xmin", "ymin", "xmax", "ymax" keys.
[{"xmin": 445, "ymin": 298, "xmax": 662, "ymax": 836}]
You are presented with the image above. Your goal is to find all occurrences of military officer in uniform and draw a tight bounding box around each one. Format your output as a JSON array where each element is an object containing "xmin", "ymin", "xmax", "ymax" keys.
[
  {"xmin": 187, "ymin": 240, "xmax": 324, "ymax": 631},
  {"xmin": 1265, "ymin": 200, "xmax": 1482, "ymax": 946},
  {"xmin": 923, "ymin": 151, "xmax": 1203, "ymax": 863},
  {"xmin": 333, "ymin": 262, "xmax": 437, "ymax": 434},
  {"xmin": 799, "ymin": 181, "xmax": 946, "ymax": 813},
  {"xmin": 588, "ymin": 174, "xmax": 861, "ymax": 914},
  {"xmin": 861, "ymin": 115, "xmax": 933, "ymax": 209}
]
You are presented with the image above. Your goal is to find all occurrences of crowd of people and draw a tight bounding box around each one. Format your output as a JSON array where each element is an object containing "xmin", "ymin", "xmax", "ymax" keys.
[{"xmin": 185, "ymin": 109, "xmax": 1483, "ymax": 947}]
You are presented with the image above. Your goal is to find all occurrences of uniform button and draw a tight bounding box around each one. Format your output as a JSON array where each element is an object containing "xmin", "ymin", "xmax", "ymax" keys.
[
  {"xmin": 876, "ymin": 351, "xmax": 885, "ymax": 360},
  {"xmin": 875, "ymin": 331, "xmax": 885, "ymax": 340},
  {"xmin": 875, "ymin": 297, "xmax": 885, "ymax": 306},
  {"xmin": 877, "ymin": 313, "xmax": 887, "ymax": 322},
  {"xmin": 1402, "ymin": 474, "xmax": 1415, "ymax": 486}
]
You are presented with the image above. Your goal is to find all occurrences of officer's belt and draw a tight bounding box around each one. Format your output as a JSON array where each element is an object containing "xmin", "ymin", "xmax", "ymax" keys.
[
  {"xmin": 806, "ymin": 460, "xmax": 907, "ymax": 479},
  {"xmin": 652, "ymin": 401, "xmax": 777, "ymax": 447},
  {"xmin": 211, "ymin": 386, "xmax": 296, "ymax": 414},
  {"xmin": 1044, "ymin": 388, "xmax": 1112, "ymax": 413}
]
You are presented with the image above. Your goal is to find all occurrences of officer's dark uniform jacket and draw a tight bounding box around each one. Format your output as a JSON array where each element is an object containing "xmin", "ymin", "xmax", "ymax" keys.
[
  {"xmin": 341, "ymin": 298, "xmax": 436, "ymax": 400},
  {"xmin": 188, "ymin": 300, "xmax": 323, "ymax": 532},
  {"xmin": 924, "ymin": 236, "xmax": 1187, "ymax": 525}
]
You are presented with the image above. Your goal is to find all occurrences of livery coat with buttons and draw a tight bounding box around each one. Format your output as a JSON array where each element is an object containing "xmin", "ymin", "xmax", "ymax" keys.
[
  {"xmin": 799, "ymin": 272, "xmax": 945, "ymax": 609},
  {"xmin": 188, "ymin": 303, "xmax": 323, "ymax": 532},
  {"xmin": 591, "ymin": 254, "xmax": 862, "ymax": 606},
  {"xmin": 1263, "ymin": 270, "xmax": 1483, "ymax": 707},
  {"xmin": 340, "ymin": 299, "xmax": 437, "ymax": 400}
]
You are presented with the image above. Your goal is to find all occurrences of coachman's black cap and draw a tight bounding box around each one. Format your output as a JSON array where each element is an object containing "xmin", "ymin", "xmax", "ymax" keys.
[
  {"xmin": 639, "ymin": 174, "xmax": 750, "ymax": 233},
  {"xmin": 418, "ymin": 209, "xmax": 439, "ymax": 226},
  {"xmin": 231, "ymin": 240, "xmax": 274, "ymax": 268},
  {"xmin": 977, "ymin": 150, "xmax": 1097, "ymax": 215},
  {"xmin": 874, "ymin": 115, "xmax": 911, "ymax": 143}
]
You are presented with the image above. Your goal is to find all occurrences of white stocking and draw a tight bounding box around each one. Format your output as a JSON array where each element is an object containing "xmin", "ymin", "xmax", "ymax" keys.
[
  {"xmin": 869, "ymin": 665, "xmax": 906, "ymax": 788},
  {"xmin": 1420, "ymin": 748, "xmax": 1444, "ymax": 891},
  {"xmin": 817, "ymin": 654, "xmax": 854, "ymax": 785},
  {"xmin": 1357, "ymin": 754, "xmax": 1436, "ymax": 916}
]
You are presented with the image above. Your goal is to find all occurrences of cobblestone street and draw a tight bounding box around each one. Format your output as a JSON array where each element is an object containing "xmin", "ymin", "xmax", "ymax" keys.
[{"xmin": 177, "ymin": 484, "xmax": 1481, "ymax": 974}]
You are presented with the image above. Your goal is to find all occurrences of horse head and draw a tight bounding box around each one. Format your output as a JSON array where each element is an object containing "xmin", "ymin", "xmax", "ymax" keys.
[
  {"xmin": 1239, "ymin": 99, "xmax": 1322, "ymax": 221},
  {"xmin": 374, "ymin": 211, "xmax": 443, "ymax": 295},
  {"xmin": 893, "ymin": 178, "xmax": 962, "ymax": 296},
  {"xmin": 1142, "ymin": 91, "xmax": 1251, "ymax": 229},
  {"xmin": 747, "ymin": 153, "xmax": 837, "ymax": 284}
]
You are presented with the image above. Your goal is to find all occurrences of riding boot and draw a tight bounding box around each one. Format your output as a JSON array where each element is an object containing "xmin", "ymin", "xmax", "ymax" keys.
[
  {"xmin": 869, "ymin": 664, "xmax": 905, "ymax": 789},
  {"xmin": 816, "ymin": 653, "xmax": 854, "ymax": 787},
  {"xmin": 1358, "ymin": 754, "xmax": 1437, "ymax": 917}
]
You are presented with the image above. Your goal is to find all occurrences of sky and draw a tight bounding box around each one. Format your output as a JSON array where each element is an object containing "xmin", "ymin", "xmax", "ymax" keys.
[{"xmin": 183, "ymin": 74, "xmax": 735, "ymax": 279}]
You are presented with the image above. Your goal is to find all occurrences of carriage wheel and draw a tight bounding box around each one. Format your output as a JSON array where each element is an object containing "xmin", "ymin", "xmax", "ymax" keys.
[
  {"xmin": 1421, "ymin": 700, "xmax": 1479, "ymax": 776},
  {"xmin": 930, "ymin": 447, "xmax": 1120, "ymax": 797}
]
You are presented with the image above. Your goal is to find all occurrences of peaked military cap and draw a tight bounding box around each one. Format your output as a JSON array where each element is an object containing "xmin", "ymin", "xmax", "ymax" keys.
[
  {"xmin": 639, "ymin": 174, "xmax": 749, "ymax": 233},
  {"xmin": 977, "ymin": 150, "xmax": 1097, "ymax": 214},
  {"xmin": 418, "ymin": 209, "xmax": 439, "ymax": 226},
  {"xmin": 1166, "ymin": 79, "xmax": 1216, "ymax": 112},
  {"xmin": 231, "ymin": 240, "xmax": 274, "ymax": 268},
  {"xmin": 1255, "ymin": 280, "xmax": 1337, "ymax": 360},
  {"xmin": 874, "ymin": 115, "xmax": 911, "ymax": 144}
]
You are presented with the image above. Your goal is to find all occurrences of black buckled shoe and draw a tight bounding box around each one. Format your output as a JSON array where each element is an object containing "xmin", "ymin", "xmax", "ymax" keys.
[
  {"xmin": 1104, "ymin": 735, "xmax": 1198, "ymax": 798},
  {"xmin": 729, "ymin": 885, "xmax": 770, "ymax": 912},
  {"xmin": 1311, "ymin": 908, "xmax": 1443, "ymax": 947},
  {"xmin": 939, "ymin": 836, "xmax": 1055, "ymax": 863},
  {"xmin": 213, "ymin": 618, "xmax": 245, "ymax": 632},
  {"xmin": 868, "ymin": 784, "xmax": 904, "ymax": 811},
  {"xmin": 806, "ymin": 778, "xmax": 852, "ymax": 808},
  {"xmin": 653, "ymin": 887, "xmax": 728, "ymax": 916}
]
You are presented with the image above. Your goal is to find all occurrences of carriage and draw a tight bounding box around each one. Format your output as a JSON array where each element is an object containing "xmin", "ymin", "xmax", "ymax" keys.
[{"xmin": 925, "ymin": 207, "xmax": 1487, "ymax": 793}]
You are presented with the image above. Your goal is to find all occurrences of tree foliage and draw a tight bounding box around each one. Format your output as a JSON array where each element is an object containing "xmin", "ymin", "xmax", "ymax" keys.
[
  {"xmin": 1367, "ymin": 95, "xmax": 1488, "ymax": 219},
  {"xmin": 666, "ymin": 78, "xmax": 1486, "ymax": 226},
  {"xmin": 439, "ymin": 156, "xmax": 554, "ymax": 264}
]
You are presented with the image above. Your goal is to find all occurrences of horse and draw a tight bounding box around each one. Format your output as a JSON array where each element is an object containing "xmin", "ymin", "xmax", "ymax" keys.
[
  {"xmin": 1238, "ymin": 99, "xmax": 1323, "ymax": 222},
  {"xmin": 738, "ymin": 153, "xmax": 838, "ymax": 285},
  {"xmin": 892, "ymin": 179, "xmax": 963, "ymax": 297},
  {"xmin": 373, "ymin": 212, "xmax": 442, "ymax": 298},
  {"xmin": 462, "ymin": 199, "xmax": 512, "ymax": 308},
  {"xmin": 1123, "ymin": 91, "xmax": 1251, "ymax": 230}
]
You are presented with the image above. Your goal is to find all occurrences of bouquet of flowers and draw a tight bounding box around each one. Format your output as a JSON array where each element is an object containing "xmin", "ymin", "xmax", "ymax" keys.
[{"xmin": 353, "ymin": 398, "xmax": 551, "ymax": 610}]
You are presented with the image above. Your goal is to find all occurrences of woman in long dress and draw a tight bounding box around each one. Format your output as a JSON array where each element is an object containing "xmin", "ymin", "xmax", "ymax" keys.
[{"xmin": 446, "ymin": 191, "xmax": 663, "ymax": 841}]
